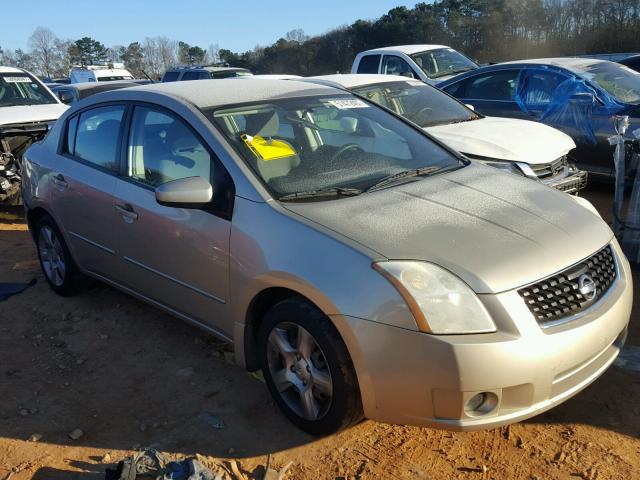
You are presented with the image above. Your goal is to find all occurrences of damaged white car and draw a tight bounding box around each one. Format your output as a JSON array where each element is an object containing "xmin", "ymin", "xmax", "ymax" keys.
[
  {"xmin": 306, "ymin": 74, "xmax": 587, "ymax": 194},
  {"xmin": 0, "ymin": 66, "xmax": 68, "ymax": 204}
]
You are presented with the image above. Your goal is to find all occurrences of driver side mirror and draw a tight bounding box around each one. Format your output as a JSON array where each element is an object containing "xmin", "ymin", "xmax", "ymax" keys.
[
  {"xmin": 57, "ymin": 91, "xmax": 75, "ymax": 104},
  {"xmin": 155, "ymin": 176, "xmax": 213, "ymax": 208},
  {"xmin": 465, "ymin": 104, "xmax": 475, "ymax": 111}
]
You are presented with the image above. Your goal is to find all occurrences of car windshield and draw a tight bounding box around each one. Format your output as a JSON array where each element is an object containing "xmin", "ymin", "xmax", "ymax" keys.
[
  {"xmin": 208, "ymin": 94, "xmax": 462, "ymax": 199},
  {"xmin": 351, "ymin": 81, "xmax": 479, "ymax": 127},
  {"xmin": 98, "ymin": 76, "xmax": 134, "ymax": 82},
  {"xmin": 410, "ymin": 48, "xmax": 477, "ymax": 79},
  {"xmin": 211, "ymin": 70, "xmax": 253, "ymax": 79},
  {"xmin": 571, "ymin": 61, "xmax": 640, "ymax": 104},
  {"xmin": 0, "ymin": 72, "xmax": 58, "ymax": 107}
]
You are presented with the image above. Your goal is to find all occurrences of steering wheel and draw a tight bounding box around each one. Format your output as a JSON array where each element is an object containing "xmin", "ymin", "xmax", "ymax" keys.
[
  {"xmin": 331, "ymin": 143, "xmax": 364, "ymax": 161},
  {"xmin": 413, "ymin": 106, "xmax": 433, "ymax": 121}
]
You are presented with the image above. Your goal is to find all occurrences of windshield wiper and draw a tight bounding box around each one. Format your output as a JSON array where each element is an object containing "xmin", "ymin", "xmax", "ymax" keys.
[
  {"xmin": 278, "ymin": 186, "xmax": 363, "ymax": 201},
  {"xmin": 365, "ymin": 166, "xmax": 442, "ymax": 192}
]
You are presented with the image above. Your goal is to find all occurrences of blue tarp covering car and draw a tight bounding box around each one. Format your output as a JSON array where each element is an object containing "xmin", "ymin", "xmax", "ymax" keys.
[{"xmin": 439, "ymin": 58, "xmax": 640, "ymax": 180}]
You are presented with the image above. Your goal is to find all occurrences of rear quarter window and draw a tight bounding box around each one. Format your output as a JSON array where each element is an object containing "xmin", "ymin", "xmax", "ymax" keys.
[
  {"xmin": 64, "ymin": 114, "xmax": 79, "ymax": 154},
  {"xmin": 162, "ymin": 71, "xmax": 180, "ymax": 82},
  {"xmin": 357, "ymin": 55, "xmax": 381, "ymax": 74},
  {"xmin": 181, "ymin": 71, "xmax": 206, "ymax": 81}
]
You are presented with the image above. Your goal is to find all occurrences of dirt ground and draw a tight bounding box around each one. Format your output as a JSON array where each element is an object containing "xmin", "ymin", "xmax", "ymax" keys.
[{"xmin": 0, "ymin": 187, "xmax": 638, "ymax": 480}]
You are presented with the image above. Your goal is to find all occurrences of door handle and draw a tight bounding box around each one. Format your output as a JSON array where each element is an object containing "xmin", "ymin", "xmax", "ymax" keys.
[
  {"xmin": 51, "ymin": 173, "xmax": 68, "ymax": 189},
  {"xmin": 114, "ymin": 204, "xmax": 139, "ymax": 221}
]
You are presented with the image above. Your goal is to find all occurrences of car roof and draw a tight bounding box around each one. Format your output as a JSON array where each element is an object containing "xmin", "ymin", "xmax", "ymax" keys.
[
  {"xmin": 0, "ymin": 66, "xmax": 27, "ymax": 74},
  {"xmin": 359, "ymin": 45, "xmax": 450, "ymax": 56},
  {"xmin": 305, "ymin": 74, "xmax": 423, "ymax": 89},
  {"xmin": 439, "ymin": 57, "xmax": 621, "ymax": 87},
  {"xmin": 498, "ymin": 57, "xmax": 610, "ymax": 69},
  {"xmin": 117, "ymin": 78, "xmax": 341, "ymax": 108},
  {"xmin": 68, "ymin": 80, "xmax": 146, "ymax": 91},
  {"xmin": 167, "ymin": 66, "xmax": 249, "ymax": 72}
]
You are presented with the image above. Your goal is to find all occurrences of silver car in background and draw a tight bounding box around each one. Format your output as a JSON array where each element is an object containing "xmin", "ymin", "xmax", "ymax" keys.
[{"xmin": 22, "ymin": 79, "xmax": 632, "ymax": 435}]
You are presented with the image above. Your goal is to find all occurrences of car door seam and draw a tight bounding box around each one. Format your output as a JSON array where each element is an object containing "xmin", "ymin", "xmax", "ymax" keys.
[{"xmin": 122, "ymin": 256, "xmax": 226, "ymax": 304}]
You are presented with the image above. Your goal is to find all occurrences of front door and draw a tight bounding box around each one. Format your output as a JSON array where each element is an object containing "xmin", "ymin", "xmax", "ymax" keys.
[{"xmin": 112, "ymin": 105, "xmax": 234, "ymax": 336}]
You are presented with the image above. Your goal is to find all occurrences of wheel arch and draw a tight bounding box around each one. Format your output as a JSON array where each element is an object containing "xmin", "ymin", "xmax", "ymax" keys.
[
  {"xmin": 26, "ymin": 206, "xmax": 53, "ymax": 241},
  {"xmin": 242, "ymin": 286, "xmax": 315, "ymax": 372}
]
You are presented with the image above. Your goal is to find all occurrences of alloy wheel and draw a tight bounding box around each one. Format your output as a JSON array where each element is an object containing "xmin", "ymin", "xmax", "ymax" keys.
[
  {"xmin": 38, "ymin": 226, "xmax": 66, "ymax": 287},
  {"xmin": 267, "ymin": 322, "xmax": 333, "ymax": 421}
]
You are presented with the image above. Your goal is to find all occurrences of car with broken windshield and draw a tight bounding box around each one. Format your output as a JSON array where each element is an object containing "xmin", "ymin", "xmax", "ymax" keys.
[
  {"xmin": 0, "ymin": 66, "xmax": 68, "ymax": 204},
  {"xmin": 22, "ymin": 79, "xmax": 632, "ymax": 435},
  {"xmin": 305, "ymin": 74, "xmax": 586, "ymax": 194}
]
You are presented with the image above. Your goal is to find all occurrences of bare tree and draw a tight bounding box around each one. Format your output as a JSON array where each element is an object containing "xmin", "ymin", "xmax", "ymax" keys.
[
  {"xmin": 156, "ymin": 36, "xmax": 178, "ymax": 71},
  {"xmin": 28, "ymin": 27, "xmax": 58, "ymax": 77},
  {"xmin": 142, "ymin": 37, "xmax": 163, "ymax": 78},
  {"xmin": 285, "ymin": 29, "xmax": 309, "ymax": 43},
  {"xmin": 206, "ymin": 43, "xmax": 220, "ymax": 64}
]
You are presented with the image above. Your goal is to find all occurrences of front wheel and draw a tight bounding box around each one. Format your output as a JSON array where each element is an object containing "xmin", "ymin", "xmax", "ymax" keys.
[{"xmin": 258, "ymin": 297, "xmax": 363, "ymax": 435}]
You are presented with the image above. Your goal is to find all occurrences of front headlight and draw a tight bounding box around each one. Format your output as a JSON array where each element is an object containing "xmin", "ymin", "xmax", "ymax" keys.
[
  {"xmin": 373, "ymin": 261, "xmax": 496, "ymax": 334},
  {"xmin": 474, "ymin": 158, "xmax": 524, "ymax": 175}
]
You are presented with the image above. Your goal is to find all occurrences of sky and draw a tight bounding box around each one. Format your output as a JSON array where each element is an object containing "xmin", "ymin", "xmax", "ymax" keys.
[{"xmin": 2, "ymin": 0, "xmax": 418, "ymax": 52}]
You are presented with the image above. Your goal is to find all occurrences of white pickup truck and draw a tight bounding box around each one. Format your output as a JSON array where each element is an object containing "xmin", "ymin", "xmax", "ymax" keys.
[
  {"xmin": 0, "ymin": 66, "xmax": 68, "ymax": 204},
  {"xmin": 351, "ymin": 45, "xmax": 478, "ymax": 84}
]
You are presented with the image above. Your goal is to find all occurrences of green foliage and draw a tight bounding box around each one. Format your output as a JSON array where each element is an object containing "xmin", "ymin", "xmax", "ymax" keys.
[
  {"xmin": 69, "ymin": 36, "xmax": 108, "ymax": 65},
  {"xmin": 222, "ymin": 0, "xmax": 640, "ymax": 75},
  {"xmin": 120, "ymin": 42, "xmax": 144, "ymax": 75},
  {"xmin": 178, "ymin": 41, "xmax": 206, "ymax": 65}
]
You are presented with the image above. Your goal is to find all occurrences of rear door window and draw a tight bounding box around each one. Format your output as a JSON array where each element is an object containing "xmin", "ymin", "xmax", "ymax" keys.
[
  {"xmin": 357, "ymin": 55, "xmax": 381, "ymax": 74},
  {"xmin": 73, "ymin": 105, "xmax": 125, "ymax": 172},
  {"xmin": 465, "ymin": 70, "xmax": 519, "ymax": 100}
]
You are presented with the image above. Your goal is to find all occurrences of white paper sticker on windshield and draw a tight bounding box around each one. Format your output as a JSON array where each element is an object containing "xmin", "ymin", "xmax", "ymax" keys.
[
  {"xmin": 327, "ymin": 99, "xmax": 369, "ymax": 109},
  {"xmin": 3, "ymin": 76, "xmax": 31, "ymax": 83}
]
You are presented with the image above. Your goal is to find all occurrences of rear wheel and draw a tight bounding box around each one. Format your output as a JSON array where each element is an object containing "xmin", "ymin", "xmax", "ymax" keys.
[
  {"xmin": 258, "ymin": 297, "xmax": 363, "ymax": 435},
  {"xmin": 35, "ymin": 215, "xmax": 80, "ymax": 296}
]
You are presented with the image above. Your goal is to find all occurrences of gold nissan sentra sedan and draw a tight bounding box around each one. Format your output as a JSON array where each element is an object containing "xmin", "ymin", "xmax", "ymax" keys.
[{"xmin": 22, "ymin": 79, "xmax": 632, "ymax": 435}]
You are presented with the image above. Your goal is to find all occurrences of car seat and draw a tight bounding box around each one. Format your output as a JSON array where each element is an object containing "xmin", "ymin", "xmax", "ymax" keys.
[{"xmin": 244, "ymin": 111, "xmax": 300, "ymax": 183}]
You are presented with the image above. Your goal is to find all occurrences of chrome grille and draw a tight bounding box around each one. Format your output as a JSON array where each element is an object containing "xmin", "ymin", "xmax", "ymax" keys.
[
  {"xmin": 518, "ymin": 245, "xmax": 617, "ymax": 324},
  {"xmin": 530, "ymin": 156, "xmax": 566, "ymax": 180}
]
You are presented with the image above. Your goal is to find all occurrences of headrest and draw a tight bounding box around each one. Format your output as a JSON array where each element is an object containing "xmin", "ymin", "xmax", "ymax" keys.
[{"xmin": 245, "ymin": 111, "xmax": 280, "ymax": 138}]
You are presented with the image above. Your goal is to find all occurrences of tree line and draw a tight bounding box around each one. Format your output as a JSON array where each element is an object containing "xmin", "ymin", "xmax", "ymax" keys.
[{"xmin": 2, "ymin": 0, "xmax": 640, "ymax": 80}]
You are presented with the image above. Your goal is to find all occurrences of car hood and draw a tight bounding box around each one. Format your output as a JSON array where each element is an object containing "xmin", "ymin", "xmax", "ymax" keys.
[
  {"xmin": 283, "ymin": 163, "xmax": 612, "ymax": 294},
  {"xmin": 426, "ymin": 117, "xmax": 576, "ymax": 165},
  {"xmin": 0, "ymin": 104, "xmax": 68, "ymax": 126}
]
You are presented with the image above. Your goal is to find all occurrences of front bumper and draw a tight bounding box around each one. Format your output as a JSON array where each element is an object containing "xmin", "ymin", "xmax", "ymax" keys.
[
  {"xmin": 332, "ymin": 240, "xmax": 632, "ymax": 430},
  {"xmin": 543, "ymin": 169, "xmax": 588, "ymax": 195}
]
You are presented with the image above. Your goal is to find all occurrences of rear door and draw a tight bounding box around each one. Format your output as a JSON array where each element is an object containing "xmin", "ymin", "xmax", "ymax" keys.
[
  {"xmin": 443, "ymin": 69, "xmax": 524, "ymax": 118},
  {"xmin": 112, "ymin": 105, "xmax": 234, "ymax": 336},
  {"xmin": 49, "ymin": 104, "xmax": 126, "ymax": 280}
]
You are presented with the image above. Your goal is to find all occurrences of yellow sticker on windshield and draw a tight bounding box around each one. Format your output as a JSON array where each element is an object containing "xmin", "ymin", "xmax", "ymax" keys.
[{"xmin": 241, "ymin": 134, "xmax": 296, "ymax": 161}]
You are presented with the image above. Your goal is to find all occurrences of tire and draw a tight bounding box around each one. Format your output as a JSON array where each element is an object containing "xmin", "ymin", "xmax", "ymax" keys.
[
  {"xmin": 35, "ymin": 215, "xmax": 80, "ymax": 296},
  {"xmin": 258, "ymin": 296, "xmax": 363, "ymax": 435}
]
